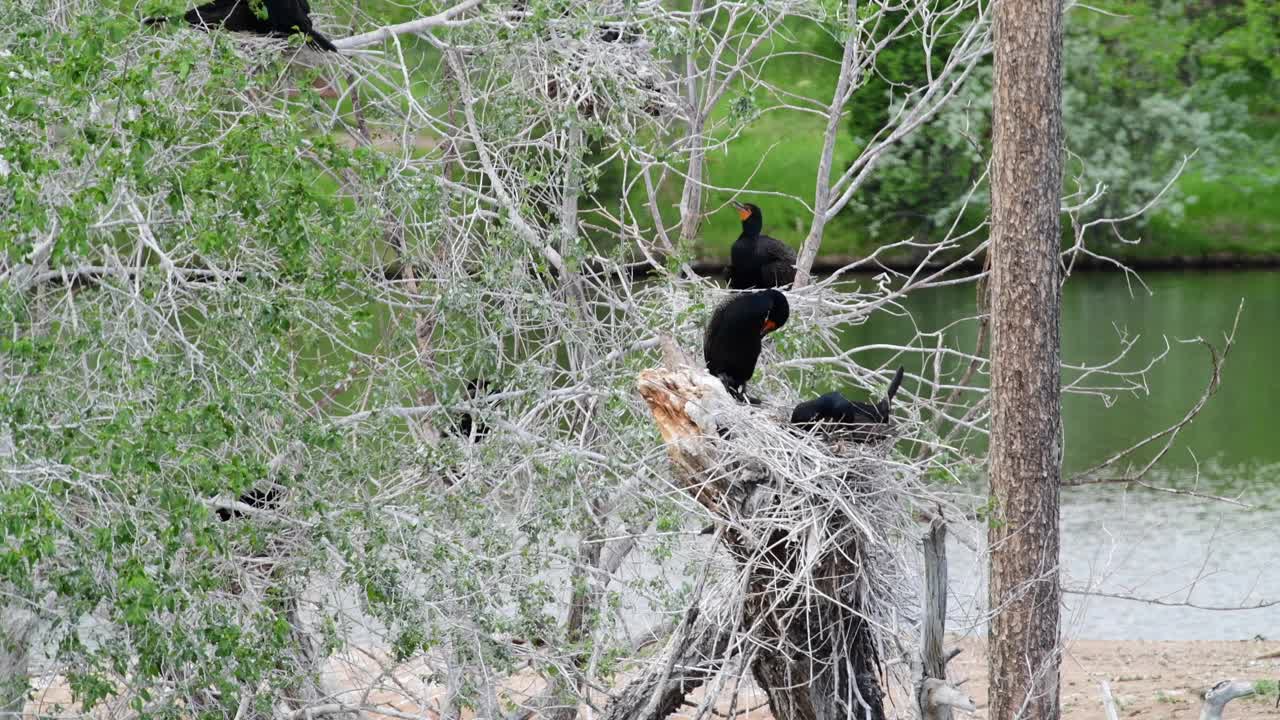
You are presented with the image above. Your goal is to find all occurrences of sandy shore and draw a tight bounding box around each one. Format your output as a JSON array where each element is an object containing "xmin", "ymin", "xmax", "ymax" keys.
[
  {"xmin": 22, "ymin": 638, "xmax": 1280, "ymax": 719},
  {"xmin": 948, "ymin": 637, "xmax": 1279, "ymax": 719}
]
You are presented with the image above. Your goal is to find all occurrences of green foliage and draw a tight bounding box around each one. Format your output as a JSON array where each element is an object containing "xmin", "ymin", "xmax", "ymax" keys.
[
  {"xmin": 837, "ymin": 1, "xmax": 1272, "ymax": 250},
  {"xmin": 0, "ymin": 3, "xmax": 412, "ymax": 711},
  {"xmin": 1253, "ymin": 678, "xmax": 1279, "ymax": 702},
  {"xmin": 1061, "ymin": 3, "xmax": 1256, "ymax": 225}
]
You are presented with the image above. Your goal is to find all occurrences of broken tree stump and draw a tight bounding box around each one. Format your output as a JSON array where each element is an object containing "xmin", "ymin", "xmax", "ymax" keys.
[
  {"xmin": 626, "ymin": 344, "xmax": 898, "ymax": 720},
  {"xmin": 915, "ymin": 518, "xmax": 975, "ymax": 719}
]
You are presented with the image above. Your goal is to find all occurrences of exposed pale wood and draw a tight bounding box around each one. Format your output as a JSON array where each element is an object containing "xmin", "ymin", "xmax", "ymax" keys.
[
  {"xmin": 636, "ymin": 368, "xmax": 734, "ymax": 513},
  {"xmin": 1199, "ymin": 680, "xmax": 1255, "ymax": 720},
  {"xmin": 793, "ymin": 0, "xmax": 859, "ymax": 288},
  {"xmin": 919, "ymin": 519, "xmax": 952, "ymax": 720},
  {"xmin": 1099, "ymin": 680, "xmax": 1120, "ymax": 720},
  {"xmin": 602, "ymin": 609, "xmax": 733, "ymax": 720},
  {"xmin": 922, "ymin": 678, "xmax": 977, "ymax": 719},
  {"xmin": 331, "ymin": 0, "xmax": 482, "ymax": 50}
]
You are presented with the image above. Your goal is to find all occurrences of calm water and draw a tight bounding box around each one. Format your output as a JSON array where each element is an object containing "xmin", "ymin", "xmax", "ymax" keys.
[{"xmin": 842, "ymin": 270, "xmax": 1280, "ymax": 639}]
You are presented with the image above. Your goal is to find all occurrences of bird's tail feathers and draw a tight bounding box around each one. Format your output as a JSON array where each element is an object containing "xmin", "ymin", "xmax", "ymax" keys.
[
  {"xmin": 884, "ymin": 365, "xmax": 905, "ymax": 404},
  {"xmin": 306, "ymin": 28, "xmax": 338, "ymax": 51}
]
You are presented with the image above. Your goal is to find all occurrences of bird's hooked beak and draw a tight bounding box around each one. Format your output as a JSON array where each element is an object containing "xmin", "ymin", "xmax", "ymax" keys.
[
  {"xmin": 732, "ymin": 201, "xmax": 752, "ymax": 222},
  {"xmin": 761, "ymin": 319, "xmax": 779, "ymax": 335}
]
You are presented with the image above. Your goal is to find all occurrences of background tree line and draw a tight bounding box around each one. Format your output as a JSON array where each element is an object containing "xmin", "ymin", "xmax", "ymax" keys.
[{"xmin": 670, "ymin": 0, "xmax": 1278, "ymax": 261}]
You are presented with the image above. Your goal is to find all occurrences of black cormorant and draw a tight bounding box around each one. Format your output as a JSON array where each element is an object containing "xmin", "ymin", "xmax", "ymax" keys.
[
  {"xmin": 450, "ymin": 378, "xmax": 491, "ymax": 442},
  {"xmin": 703, "ymin": 289, "xmax": 790, "ymax": 401},
  {"xmin": 148, "ymin": 0, "xmax": 337, "ymax": 51},
  {"xmin": 791, "ymin": 366, "xmax": 906, "ymax": 441},
  {"xmin": 726, "ymin": 202, "xmax": 797, "ymax": 290},
  {"xmin": 216, "ymin": 484, "xmax": 282, "ymax": 521}
]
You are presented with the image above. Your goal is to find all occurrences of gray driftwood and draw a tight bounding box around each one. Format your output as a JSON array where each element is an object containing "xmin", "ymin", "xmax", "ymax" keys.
[
  {"xmin": 1099, "ymin": 679, "xmax": 1120, "ymax": 720},
  {"xmin": 915, "ymin": 519, "xmax": 975, "ymax": 719},
  {"xmin": 1200, "ymin": 680, "xmax": 1255, "ymax": 720}
]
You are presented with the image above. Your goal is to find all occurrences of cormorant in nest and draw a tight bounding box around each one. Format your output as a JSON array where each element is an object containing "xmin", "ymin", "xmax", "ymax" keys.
[
  {"xmin": 216, "ymin": 484, "xmax": 282, "ymax": 521},
  {"xmin": 147, "ymin": 0, "xmax": 337, "ymax": 52},
  {"xmin": 791, "ymin": 366, "xmax": 906, "ymax": 442},
  {"xmin": 726, "ymin": 202, "xmax": 797, "ymax": 290},
  {"xmin": 703, "ymin": 289, "xmax": 790, "ymax": 402}
]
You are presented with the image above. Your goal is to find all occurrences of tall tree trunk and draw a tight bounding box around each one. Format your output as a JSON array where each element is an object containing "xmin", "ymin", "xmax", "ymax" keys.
[{"xmin": 986, "ymin": 0, "xmax": 1064, "ymax": 716}]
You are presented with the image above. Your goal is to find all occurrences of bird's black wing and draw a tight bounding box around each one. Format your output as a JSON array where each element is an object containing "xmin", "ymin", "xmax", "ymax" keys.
[
  {"xmin": 756, "ymin": 234, "xmax": 797, "ymax": 287},
  {"xmin": 264, "ymin": 0, "xmax": 307, "ymax": 31},
  {"xmin": 703, "ymin": 298, "xmax": 751, "ymax": 400},
  {"xmin": 216, "ymin": 484, "xmax": 282, "ymax": 521},
  {"xmin": 186, "ymin": 0, "xmax": 270, "ymax": 32},
  {"xmin": 792, "ymin": 392, "xmax": 845, "ymax": 426},
  {"xmin": 265, "ymin": 0, "xmax": 337, "ymax": 50},
  {"xmin": 727, "ymin": 235, "xmax": 761, "ymax": 289},
  {"xmin": 703, "ymin": 299, "xmax": 730, "ymax": 369}
]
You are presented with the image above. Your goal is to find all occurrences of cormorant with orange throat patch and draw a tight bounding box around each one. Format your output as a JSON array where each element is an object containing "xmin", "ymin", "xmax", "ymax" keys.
[
  {"xmin": 703, "ymin": 289, "xmax": 790, "ymax": 402},
  {"xmin": 726, "ymin": 202, "xmax": 797, "ymax": 290}
]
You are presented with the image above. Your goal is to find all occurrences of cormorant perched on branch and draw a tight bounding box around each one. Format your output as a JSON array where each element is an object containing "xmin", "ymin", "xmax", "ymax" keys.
[
  {"xmin": 147, "ymin": 0, "xmax": 337, "ymax": 52},
  {"xmin": 703, "ymin": 289, "xmax": 790, "ymax": 402},
  {"xmin": 791, "ymin": 366, "xmax": 905, "ymax": 442},
  {"xmin": 727, "ymin": 202, "xmax": 797, "ymax": 290}
]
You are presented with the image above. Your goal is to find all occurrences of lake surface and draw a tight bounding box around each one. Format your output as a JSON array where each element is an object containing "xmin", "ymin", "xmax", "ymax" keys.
[{"xmin": 843, "ymin": 270, "xmax": 1279, "ymax": 639}]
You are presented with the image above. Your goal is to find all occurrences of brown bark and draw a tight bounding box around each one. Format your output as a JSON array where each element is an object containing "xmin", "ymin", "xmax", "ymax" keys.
[{"xmin": 986, "ymin": 0, "xmax": 1065, "ymax": 717}]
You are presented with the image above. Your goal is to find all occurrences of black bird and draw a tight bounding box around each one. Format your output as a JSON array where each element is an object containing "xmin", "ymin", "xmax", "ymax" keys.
[
  {"xmin": 147, "ymin": 0, "xmax": 337, "ymax": 52},
  {"xmin": 791, "ymin": 366, "xmax": 906, "ymax": 442},
  {"xmin": 704, "ymin": 289, "xmax": 790, "ymax": 402},
  {"xmin": 596, "ymin": 22, "xmax": 641, "ymax": 44},
  {"xmin": 215, "ymin": 484, "xmax": 282, "ymax": 521},
  {"xmin": 726, "ymin": 202, "xmax": 797, "ymax": 290},
  {"xmin": 450, "ymin": 378, "xmax": 491, "ymax": 442}
]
